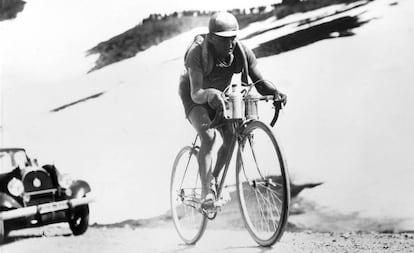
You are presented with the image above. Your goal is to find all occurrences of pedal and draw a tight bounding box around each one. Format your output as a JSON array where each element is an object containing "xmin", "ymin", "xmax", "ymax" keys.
[
  {"xmin": 200, "ymin": 198, "xmax": 219, "ymax": 219},
  {"xmin": 201, "ymin": 198, "xmax": 215, "ymax": 210},
  {"xmin": 214, "ymin": 188, "xmax": 232, "ymax": 207}
]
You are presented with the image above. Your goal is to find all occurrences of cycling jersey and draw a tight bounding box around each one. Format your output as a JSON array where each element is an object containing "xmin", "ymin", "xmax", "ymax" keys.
[{"xmin": 179, "ymin": 34, "xmax": 257, "ymax": 118}]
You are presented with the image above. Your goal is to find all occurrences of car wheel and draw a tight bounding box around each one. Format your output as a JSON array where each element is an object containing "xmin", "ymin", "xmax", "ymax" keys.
[
  {"xmin": 69, "ymin": 205, "xmax": 89, "ymax": 236},
  {"xmin": 0, "ymin": 223, "xmax": 9, "ymax": 244}
]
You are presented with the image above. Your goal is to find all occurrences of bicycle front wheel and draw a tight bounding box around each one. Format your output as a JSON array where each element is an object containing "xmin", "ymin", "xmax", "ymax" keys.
[
  {"xmin": 170, "ymin": 146, "xmax": 207, "ymax": 245},
  {"xmin": 236, "ymin": 121, "xmax": 290, "ymax": 247}
]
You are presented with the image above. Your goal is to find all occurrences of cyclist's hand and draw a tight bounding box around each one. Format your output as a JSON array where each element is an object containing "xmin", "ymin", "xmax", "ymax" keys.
[
  {"xmin": 274, "ymin": 91, "xmax": 287, "ymax": 107},
  {"xmin": 207, "ymin": 90, "xmax": 225, "ymax": 110}
]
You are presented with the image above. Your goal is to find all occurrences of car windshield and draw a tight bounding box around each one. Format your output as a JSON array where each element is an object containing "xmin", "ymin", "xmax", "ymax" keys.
[
  {"xmin": 0, "ymin": 150, "xmax": 29, "ymax": 173},
  {"xmin": 0, "ymin": 152, "xmax": 13, "ymax": 173}
]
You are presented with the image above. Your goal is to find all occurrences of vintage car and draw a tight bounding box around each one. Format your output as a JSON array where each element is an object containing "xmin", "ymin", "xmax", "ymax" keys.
[{"xmin": 0, "ymin": 148, "xmax": 93, "ymax": 241}]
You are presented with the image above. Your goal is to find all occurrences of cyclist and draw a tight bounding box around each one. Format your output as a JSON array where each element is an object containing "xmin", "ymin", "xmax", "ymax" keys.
[{"xmin": 178, "ymin": 12, "xmax": 287, "ymax": 204}]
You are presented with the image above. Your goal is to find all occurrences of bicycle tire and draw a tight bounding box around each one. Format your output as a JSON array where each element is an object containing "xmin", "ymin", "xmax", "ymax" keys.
[
  {"xmin": 170, "ymin": 146, "xmax": 207, "ymax": 245},
  {"xmin": 236, "ymin": 121, "xmax": 290, "ymax": 247}
]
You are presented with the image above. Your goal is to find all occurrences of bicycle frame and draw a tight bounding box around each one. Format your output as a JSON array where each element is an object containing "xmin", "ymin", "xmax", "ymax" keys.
[
  {"xmin": 191, "ymin": 100, "xmax": 283, "ymax": 203},
  {"xmin": 192, "ymin": 119, "xmax": 246, "ymax": 202},
  {"xmin": 186, "ymin": 84, "xmax": 283, "ymax": 208}
]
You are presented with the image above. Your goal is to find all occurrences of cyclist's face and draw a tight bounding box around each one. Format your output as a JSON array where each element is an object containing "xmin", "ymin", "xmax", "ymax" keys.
[{"xmin": 209, "ymin": 34, "xmax": 236, "ymax": 58}]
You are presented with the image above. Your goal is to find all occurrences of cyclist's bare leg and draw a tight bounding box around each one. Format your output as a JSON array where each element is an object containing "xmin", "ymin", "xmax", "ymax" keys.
[
  {"xmin": 188, "ymin": 106, "xmax": 216, "ymax": 199},
  {"xmin": 212, "ymin": 122, "xmax": 233, "ymax": 178}
]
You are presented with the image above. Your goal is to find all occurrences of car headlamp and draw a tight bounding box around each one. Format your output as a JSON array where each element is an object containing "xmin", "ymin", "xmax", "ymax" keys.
[
  {"xmin": 7, "ymin": 177, "xmax": 24, "ymax": 197},
  {"xmin": 58, "ymin": 173, "xmax": 73, "ymax": 189}
]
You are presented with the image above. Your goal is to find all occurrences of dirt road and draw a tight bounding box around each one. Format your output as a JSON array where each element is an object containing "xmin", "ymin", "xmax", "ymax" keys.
[{"xmin": 1, "ymin": 222, "xmax": 413, "ymax": 253}]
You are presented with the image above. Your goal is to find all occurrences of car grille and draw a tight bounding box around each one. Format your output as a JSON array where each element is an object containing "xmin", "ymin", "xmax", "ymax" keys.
[
  {"xmin": 23, "ymin": 170, "xmax": 58, "ymax": 206},
  {"xmin": 23, "ymin": 170, "xmax": 55, "ymax": 192}
]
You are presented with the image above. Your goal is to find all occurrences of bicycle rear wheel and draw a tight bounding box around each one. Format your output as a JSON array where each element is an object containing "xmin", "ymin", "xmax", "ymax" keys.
[
  {"xmin": 170, "ymin": 146, "xmax": 207, "ymax": 245},
  {"xmin": 236, "ymin": 121, "xmax": 290, "ymax": 247}
]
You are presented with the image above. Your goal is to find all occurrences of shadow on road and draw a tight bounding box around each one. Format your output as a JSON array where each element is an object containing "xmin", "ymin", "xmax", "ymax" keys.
[{"xmin": 223, "ymin": 245, "xmax": 277, "ymax": 252}]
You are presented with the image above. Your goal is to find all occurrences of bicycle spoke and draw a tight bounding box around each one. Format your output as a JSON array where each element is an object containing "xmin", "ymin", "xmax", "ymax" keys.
[
  {"xmin": 257, "ymin": 184, "xmax": 283, "ymax": 212},
  {"xmin": 252, "ymin": 189, "xmax": 266, "ymax": 231},
  {"xmin": 268, "ymin": 190, "xmax": 278, "ymax": 232},
  {"xmin": 256, "ymin": 189, "xmax": 271, "ymax": 232},
  {"xmin": 258, "ymin": 190, "xmax": 272, "ymax": 232},
  {"xmin": 267, "ymin": 188, "xmax": 282, "ymax": 218},
  {"xmin": 247, "ymin": 135, "xmax": 266, "ymax": 180},
  {"xmin": 261, "ymin": 187, "xmax": 280, "ymax": 230}
]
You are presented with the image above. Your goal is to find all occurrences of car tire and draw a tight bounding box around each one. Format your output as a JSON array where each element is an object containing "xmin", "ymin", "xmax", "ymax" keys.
[
  {"xmin": 69, "ymin": 205, "xmax": 89, "ymax": 236},
  {"xmin": 0, "ymin": 224, "xmax": 9, "ymax": 244}
]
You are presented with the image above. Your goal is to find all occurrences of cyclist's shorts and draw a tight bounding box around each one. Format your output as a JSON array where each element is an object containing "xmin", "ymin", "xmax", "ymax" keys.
[
  {"xmin": 179, "ymin": 73, "xmax": 216, "ymax": 120},
  {"xmin": 180, "ymin": 92, "xmax": 216, "ymax": 121}
]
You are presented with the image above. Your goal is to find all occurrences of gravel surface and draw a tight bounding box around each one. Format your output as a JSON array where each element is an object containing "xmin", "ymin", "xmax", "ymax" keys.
[{"xmin": 1, "ymin": 224, "xmax": 413, "ymax": 253}]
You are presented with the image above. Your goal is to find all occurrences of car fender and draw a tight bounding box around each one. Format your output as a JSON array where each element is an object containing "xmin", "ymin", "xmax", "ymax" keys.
[
  {"xmin": 0, "ymin": 193, "xmax": 22, "ymax": 210},
  {"xmin": 70, "ymin": 180, "xmax": 91, "ymax": 199}
]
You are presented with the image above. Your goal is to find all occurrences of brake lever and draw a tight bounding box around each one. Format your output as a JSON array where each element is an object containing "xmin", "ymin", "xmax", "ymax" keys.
[{"xmin": 270, "ymin": 100, "xmax": 282, "ymax": 127}]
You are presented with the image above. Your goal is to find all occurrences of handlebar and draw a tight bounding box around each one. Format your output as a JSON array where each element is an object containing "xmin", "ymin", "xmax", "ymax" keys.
[
  {"xmin": 271, "ymin": 98, "xmax": 283, "ymax": 127},
  {"xmin": 208, "ymin": 95, "xmax": 284, "ymax": 129},
  {"xmin": 258, "ymin": 95, "xmax": 274, "ymax": 101},
  {"xmin": 258, "ymin": 95, "xmax": 284, "ymax": 127}
]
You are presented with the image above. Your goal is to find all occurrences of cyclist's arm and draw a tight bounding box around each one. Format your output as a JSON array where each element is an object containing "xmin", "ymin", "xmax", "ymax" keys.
[
  {"xmin": 189, "ymin": 68, "xmax": 222, "ymax": 105},
  {"xmin": 250, "ymin": 65, "xmax": 287, "ymax": 108},
  {"xmin": 249, "ymin": 65, "xmax": 279, "ymax": 95}
]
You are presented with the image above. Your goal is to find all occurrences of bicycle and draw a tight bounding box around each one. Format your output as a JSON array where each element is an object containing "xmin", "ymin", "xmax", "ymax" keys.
[{"xmin": 170, "ymin": 81, "xmax": 290, "ymax": 247}]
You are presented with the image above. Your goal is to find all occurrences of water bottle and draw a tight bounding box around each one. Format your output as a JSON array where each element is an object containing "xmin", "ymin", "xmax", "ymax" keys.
[
  {"xmin": 227, "ymin": 83, "xmax": 244, "ymax": 119},
  {"xmin": 245, "ymin": 89, "xmax": 260, "ymax": 120}
]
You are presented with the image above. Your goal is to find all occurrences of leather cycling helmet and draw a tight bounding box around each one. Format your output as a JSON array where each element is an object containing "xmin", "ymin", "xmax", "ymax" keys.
[{"xmin": 208, "ymin": 12, "xmax": 239, "ymax": 37}]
